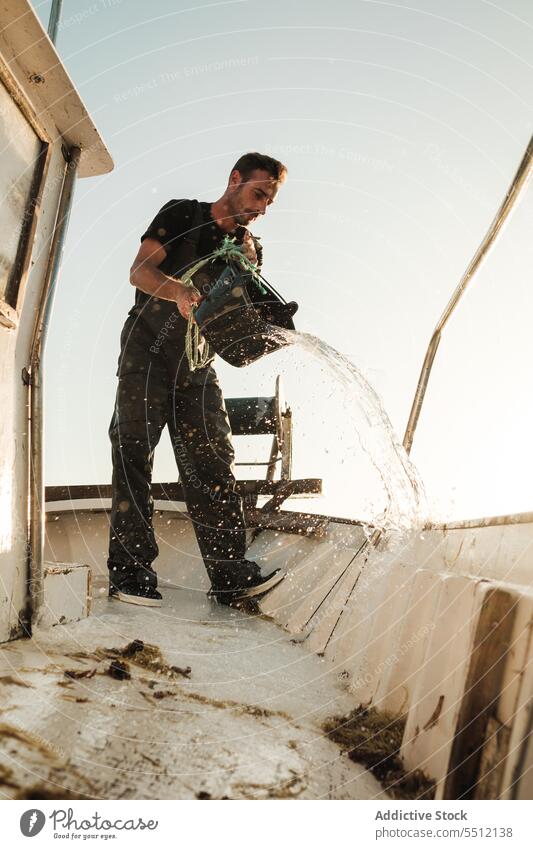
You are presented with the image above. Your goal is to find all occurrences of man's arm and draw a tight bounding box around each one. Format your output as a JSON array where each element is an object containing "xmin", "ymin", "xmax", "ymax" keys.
[{"xmin": 130, "ymin": 238, "xmax": 201, "ymax": 319}]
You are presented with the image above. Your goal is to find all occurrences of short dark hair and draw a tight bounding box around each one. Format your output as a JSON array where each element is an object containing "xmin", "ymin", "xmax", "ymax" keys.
[{"xmin": 231, "ymin": 152, "xmax": 287, "ymax": 183}]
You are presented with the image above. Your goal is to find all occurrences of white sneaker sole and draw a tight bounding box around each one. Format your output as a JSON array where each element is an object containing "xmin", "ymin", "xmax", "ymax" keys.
[
  {"xmin": 111, "ymin": 590, "xmax": 162, "ymax": 608},
  {"xmin": 234, "ymin": 570, "xmax": 285, "ymax": 599}
]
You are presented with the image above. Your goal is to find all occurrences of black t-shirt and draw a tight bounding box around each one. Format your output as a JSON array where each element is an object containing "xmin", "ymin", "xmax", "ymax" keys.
[
  {"xmin": 139, "ymin": 199, "xmax": 228, "ymax": 278},
  {"xmin": 130, "ymin": 199, "xmax": 260, "ymax": 356},
  {"xmin": 132, "ymin": 199, "xmax": 225, "ymax": 334}
]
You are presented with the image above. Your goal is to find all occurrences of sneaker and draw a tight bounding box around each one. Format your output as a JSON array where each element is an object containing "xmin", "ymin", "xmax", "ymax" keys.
[
  {"xmin": 209, "ymin": 561, "xmax": 285, "ymax": 605},
  {"xmin": 109, "ymin": 580, "xmax": 163, "ymax": 607},
  {"xmin": 108, "ymin": 564, "xmax": 162, "ymax": 608}
]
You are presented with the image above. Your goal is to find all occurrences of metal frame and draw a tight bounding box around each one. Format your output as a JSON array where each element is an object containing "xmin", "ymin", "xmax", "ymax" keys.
[
  {"xmin": 231, "ymin": 375, "xmax": 293, "ymax": 482},
  {"xmin": 266, "ymin": 375, "xmax": 292, "ymax": 481},
  {"xmin": 28, "ymin": 145, "xmax": 81, "ymax": 626}
]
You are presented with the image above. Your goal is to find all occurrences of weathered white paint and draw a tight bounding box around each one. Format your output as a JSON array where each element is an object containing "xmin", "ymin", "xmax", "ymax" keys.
[
  {"xmin": 372, "ymin": 569, "xmax": 443, "ymax": 714},
  {"xmin": 400, "ymin": 574, "xmax": 484, "ymax": 796},
  {"xmin": 0, "ymin": 3, "xmax": 112, "ymax": 643},
  {"xmin": 0, "ymin": 77, "xmax": 42, "ymax": 305},
  {"xmin": 0, "ymin": 141, "xmax": 66, "ymax": 643},
  {"xmin": 45, "ymin": 502, "xmax": 210, "ymax": 591},
  {"xmin": 398, "ymin": 521, "xmax": 533, "ymax": 587},
  {"xmin": 0, "ymin": 0, "xmax": 112, "ymax": 178},
  {"xmin": 41, "ymin": 562, "xmax": 91, "ymax": 628},
  {"xmin": 256, "ymin": 526, "xmax": 364, "ymax": 633},
  {"xmin": 0, "ymin": 587, "xmax": 386, "ymax": 800},
  {"xmin": 42, "ymin": 497, "xmax": 533, "ymax": 798}
]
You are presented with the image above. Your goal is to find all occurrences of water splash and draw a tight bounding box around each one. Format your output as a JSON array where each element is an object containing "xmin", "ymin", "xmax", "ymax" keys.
[{"xmin": 251, "ymin": 327, "xmax": 426, "ymax": 532}]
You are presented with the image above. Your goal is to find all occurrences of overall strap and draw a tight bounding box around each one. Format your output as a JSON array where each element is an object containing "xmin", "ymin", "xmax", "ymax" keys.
[
  {"xmin": 174, "ymin": 198, "xmax": 204, "ymax": 275},
  {"xmin": 177, "ymin": 199, "xmax": 214, "ymax": 372}
]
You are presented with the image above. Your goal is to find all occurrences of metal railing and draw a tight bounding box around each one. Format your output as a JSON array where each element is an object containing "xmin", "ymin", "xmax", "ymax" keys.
[
  {"xmin": 403, "ymin": 133, "xmax": 533, "ymax": 456},
  {"xmin": 47, "ymin": 0, "xmax": 64, "ymax": 44}
]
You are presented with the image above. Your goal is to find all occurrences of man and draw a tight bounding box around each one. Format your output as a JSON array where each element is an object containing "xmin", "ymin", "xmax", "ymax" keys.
[{"xmin": 107, "ymin": 152, "xmax": 288, "ymax": 607}]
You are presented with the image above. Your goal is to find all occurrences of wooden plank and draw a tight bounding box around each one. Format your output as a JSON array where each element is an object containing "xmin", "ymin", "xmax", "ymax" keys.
[
  {"xmin": 45, "ymin": 479, "xmax": 322, "ymax": 503},
  {"xmin": 443, "ymin": 587, "xmax": 516, "ymax": 799},
  {"xmin": 474, "ymin": 717, "xmax": 511, "ymax": 799},
  {"xmin": 244, "ymin": 508, "xmax": 329, "ymax": 538}
]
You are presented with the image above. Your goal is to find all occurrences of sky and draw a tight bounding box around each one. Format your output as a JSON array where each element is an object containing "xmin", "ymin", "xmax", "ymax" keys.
[{"xmin": 33, "ymin": 0, "xmax": 533, "ymax": 522}]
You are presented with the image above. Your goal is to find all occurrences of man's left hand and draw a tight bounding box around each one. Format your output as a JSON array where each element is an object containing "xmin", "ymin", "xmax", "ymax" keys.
[{"xmin": 241, "ymin": 231, "xmax": 258, "ymax": 265}]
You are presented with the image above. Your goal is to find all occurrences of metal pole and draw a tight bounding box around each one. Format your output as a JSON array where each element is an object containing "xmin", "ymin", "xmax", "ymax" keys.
[
  {"xmin": 28, "ymin": 145, "xmax": 81, "ymax": 627},
  {"xmin": 403, "ymin": 134, "xmax": 533, "ymax": 456},
  {"xmin": 47, "ymin": 0, "xmax": 64, "ymax": 45}
]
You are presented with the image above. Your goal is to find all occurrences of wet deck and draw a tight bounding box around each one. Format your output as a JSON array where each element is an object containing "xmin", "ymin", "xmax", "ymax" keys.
[{"xmin": 0, "ymin": 587, "xmax": 385, "ymax": 800}]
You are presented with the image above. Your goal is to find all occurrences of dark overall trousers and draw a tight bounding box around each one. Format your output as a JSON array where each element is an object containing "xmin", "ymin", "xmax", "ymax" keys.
[{"xmin": 107, "ymin": 311, "xmax": 247, "ymax": 591}]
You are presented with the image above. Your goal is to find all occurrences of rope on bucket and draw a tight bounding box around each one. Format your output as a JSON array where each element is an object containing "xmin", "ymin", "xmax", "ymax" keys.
[{"xmin": 181, "ymin": 236, "xmax": 262, "ymax": 371}]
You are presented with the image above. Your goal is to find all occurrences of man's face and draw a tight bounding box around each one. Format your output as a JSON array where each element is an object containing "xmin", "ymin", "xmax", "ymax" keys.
[{"xmin": 228, "ymin": 168, "xmax": 282, "ymax": 226}]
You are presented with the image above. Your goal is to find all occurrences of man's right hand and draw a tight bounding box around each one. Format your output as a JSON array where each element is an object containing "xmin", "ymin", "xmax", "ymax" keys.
[
  {"xmin": 130, "ymin": 241, "xmax": 204, "ymax": 312},
  {"xmin": 175, "ymin": 281, "xmax": 202, "ymax": 319}
]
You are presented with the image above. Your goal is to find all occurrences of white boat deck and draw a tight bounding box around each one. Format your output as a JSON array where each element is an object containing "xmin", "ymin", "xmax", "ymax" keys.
[{"xmin": 0, "ymin": 586, "xmax": 385, "ymax": 800}]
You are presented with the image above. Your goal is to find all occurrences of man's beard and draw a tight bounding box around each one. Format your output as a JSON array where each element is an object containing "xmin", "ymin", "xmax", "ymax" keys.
[
  {"xmin": 230, "ymin": 188, "xmax": 257, "ymax": 226},
  {"xmin": 234, "ymin": 211, "xmax": 256, "ymax": 225}
]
